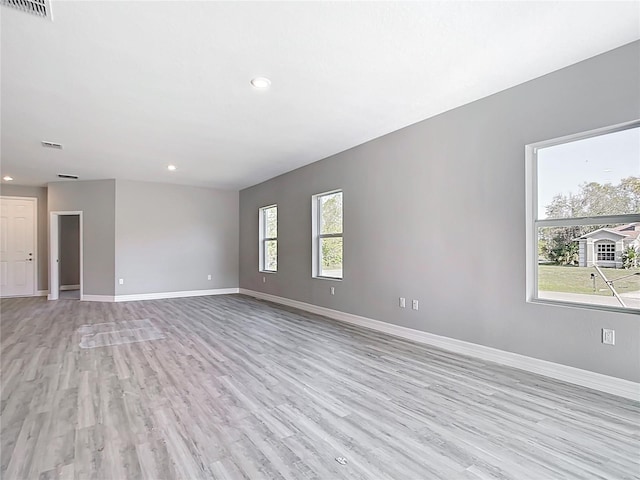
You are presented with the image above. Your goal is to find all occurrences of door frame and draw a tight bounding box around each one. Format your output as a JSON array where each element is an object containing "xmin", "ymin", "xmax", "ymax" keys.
[
  {"xmin": 49, "ymin": 211, "xmax": 83, "ymax": 301},
  {"xmin": 0, "ymin": 196, "xmax": 38, "ymax": 297}
]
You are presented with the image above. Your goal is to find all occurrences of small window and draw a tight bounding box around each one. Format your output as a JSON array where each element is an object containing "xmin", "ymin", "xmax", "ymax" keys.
[
  {"xmin": 596, "ymin": 242, "xmax": 616, "ymax": 262},
  {"xmin": 259, "ymin": 205, "xmax": 277, "ymax": 272},
  {"xmin": 527, "ymin": 121, "xmax": 640, "ymax": 312},
  {"xmin": 312, "ymin": 190, "xmax": 343, "ymax": 279}
]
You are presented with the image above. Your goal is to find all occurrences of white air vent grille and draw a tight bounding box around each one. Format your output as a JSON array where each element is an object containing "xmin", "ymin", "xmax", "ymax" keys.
[
  {"xmin": 42, "ymin": 141, "xmax": 62, "ymax": 149},
  {"xmin": 1, "ymin": 0, "xmax": 52, "ymax": 19}
]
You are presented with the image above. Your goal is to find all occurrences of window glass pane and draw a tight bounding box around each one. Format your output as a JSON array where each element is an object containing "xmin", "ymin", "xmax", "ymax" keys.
[
  {"xmin": 320, "ymin": 236, "xmax": 342, "ymax": 278},
  {"xmin": 264, "ymin": 240, "xmax": 277, "ymax": 271},
  {"xmin": 320, "ymin": 192, "xmax": 342, "ymax": 234},
  {"xmin": 537, "ymin": 127, "xmax": 640, "ymax": 220},
  {"xmin": 537, "ymin": 225, "xmax": 639, "ymax": 310},
  {"xmin": 264, "ymin": 206, "xmax": 277, "ymax": 238}
]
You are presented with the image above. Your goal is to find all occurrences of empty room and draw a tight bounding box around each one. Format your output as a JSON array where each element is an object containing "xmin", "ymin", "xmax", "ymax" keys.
[{"xmin": 1, "ymin": 1, "xmax": 639, "ymax": 479}]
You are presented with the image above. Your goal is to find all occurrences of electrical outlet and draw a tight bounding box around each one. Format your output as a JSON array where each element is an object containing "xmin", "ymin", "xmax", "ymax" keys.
[
  {"xmin": 399, "ymin": 297, "xmax": 406, "ymax": 308},
  {"xmin": 207, "ymin": 274, "xmax": 212, "ymax": 280},
  {"xmin": 330, "ymin": 286, "xmax": 335, "ymax": 295},
  {"xmin": 602, "ymin": 328, "xmax": 615, "ymax": 345},
  {"xmin": 262, "ymin": 276, "xmax": 266, "ymax": 283},
  {"xmin": 412, "ymin": 299, "xmax": 419, "ymax": 310},
  {"xmin": 118, "ymin": 278, "xmax": 124, "ymax": 285}
]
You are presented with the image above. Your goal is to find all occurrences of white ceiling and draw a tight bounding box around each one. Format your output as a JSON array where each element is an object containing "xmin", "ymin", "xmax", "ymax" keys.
[{"xmin": 1, "ymin": 1, "xmax": 639, "ymax": 190}]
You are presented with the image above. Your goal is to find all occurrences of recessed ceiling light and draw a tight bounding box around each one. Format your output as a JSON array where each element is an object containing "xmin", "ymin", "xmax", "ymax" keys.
[
  {"xmin": 251, "ymin": 77, "xmax": 271, "ymax": 90},
  {"xmin": 3, "ymin": 176, "xmax": 13, "ymax": 181},
  {"xmin": 167, "ymin": 165, "xmax": 177, "ymax": 171}
]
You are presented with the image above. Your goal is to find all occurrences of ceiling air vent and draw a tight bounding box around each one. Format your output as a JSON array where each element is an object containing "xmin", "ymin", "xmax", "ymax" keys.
[
  {"xmin": 42, "ymin": 141, "xmax": 63, "ymax": 149},
  {"xmin": 58, "ymin": 174, "xmax": 78, "ymax": 180},
  {"xmin": 1, "ymin": 0, "xmax": 52, "ymax": 19}
]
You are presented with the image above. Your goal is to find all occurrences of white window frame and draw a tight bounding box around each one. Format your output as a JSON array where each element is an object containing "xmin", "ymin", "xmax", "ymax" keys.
[
  {"xmin": 525, "ymin": 119, "xmax": 640, "ymax": 313},
  {"xmin": 259, "ymin": 204, "xmax": 277, "ymax": 273},
  {"xmin": 312, "ymin": 189, "xmax": 343, "ymax": 280},
  {"xmin": 596, "ymin": 241, "xmax": 616, "ymax": 263}
]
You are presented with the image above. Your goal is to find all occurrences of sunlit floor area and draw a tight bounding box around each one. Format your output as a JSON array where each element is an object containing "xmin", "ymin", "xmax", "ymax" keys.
[{"xmin": 1, "ymin": 295, "xmax": 638, "ymax": 479}]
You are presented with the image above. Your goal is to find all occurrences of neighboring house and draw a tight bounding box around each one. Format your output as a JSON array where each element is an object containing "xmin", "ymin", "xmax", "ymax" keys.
[{"xmin": 576, "ymin": 222, "xmax": 640, "ymax": 268}]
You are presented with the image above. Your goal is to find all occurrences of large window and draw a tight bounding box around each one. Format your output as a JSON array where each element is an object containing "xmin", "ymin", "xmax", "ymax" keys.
[
  {"xmin": 259, "ymin": 205, "xmax": 277, "ymax": 272},
  {"xmin": 312, "ymin": 190, "xmax": 343, "ymax": 279},
  {"xmin": 527, "ymin": 121, "xmax": 640, "ymax": 312}
]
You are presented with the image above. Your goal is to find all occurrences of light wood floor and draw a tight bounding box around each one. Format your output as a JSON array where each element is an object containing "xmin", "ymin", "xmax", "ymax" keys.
[{"xmin": 1, "ymin": 294, "xmax": 639, "ymax": 479}]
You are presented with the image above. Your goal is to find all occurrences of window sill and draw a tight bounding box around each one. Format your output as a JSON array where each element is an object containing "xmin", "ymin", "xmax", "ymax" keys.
[
  {"xmin": 313, "ymin": 276, "xmax": 343, "ymax": 282},
  {"xmin": 529, "ymin": 296, "xmax": 639, "ymax": 314}
]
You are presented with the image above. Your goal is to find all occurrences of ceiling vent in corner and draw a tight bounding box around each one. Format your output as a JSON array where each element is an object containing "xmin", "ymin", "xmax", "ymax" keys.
[
  {"xmin": 58, "ymin": 174, "xmax": 78, "ymax": 180},
  {"xmin": 1, "ymin": 0, "xmax": 52, "ymax": 19},
  {"xmin": 42, "ymin": 141, "xmax": 63, "ymax": 149}
]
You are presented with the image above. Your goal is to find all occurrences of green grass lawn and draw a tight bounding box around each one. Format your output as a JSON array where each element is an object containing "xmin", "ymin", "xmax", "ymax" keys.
[{"xmin": 539, "ymin": 265, "xmax": 640, "ymax": 295}]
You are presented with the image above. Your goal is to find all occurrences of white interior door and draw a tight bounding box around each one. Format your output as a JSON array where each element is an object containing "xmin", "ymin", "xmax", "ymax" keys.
[{"xmin": 0, "ymin": 197, "xmax": 36, "ymax": 297}]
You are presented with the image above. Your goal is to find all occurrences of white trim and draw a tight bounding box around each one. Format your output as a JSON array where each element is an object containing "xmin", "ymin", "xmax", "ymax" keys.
[
  {"xmin": 113, "ymin": 288, "xmax": 239, "ymax": 302},
  {"xmin": 526, "ymin": 119, "xmax": 640, "ymax": 311},
  {"xmin": 79, "ymin": 288, "xmax": 240, "ymax": 303},
  {"xmin": 1, "ymin": 291, "xmax": 47, "ymax": 298},
  {"xmin": 525, "ymin": 143, "xmax": 536, "ymax": 303},
  {"xmin": 312, "ymin": 189, "xmax": 343, "ymax": 279},
  {"xmin": 239, "ymin": 289, "xmax": 640, "ymax": 401},
  {"xmin": 259, "ymin": 204, "xmax": 278, "ymax": 273},
  {"xmin": 531, "ymin": 119, "xmax": 640, "ymax": 151},
  {"xmin": 49, "ymin": 211, "xmax": 83, "ymax": 301},
  {"xmin": 0, "ymin": 196, "xmax": 38, "ymax": 297},
  {"xmin": 78, "ymin": 214, "xmax": 84, "ymax": 300},
  {"xmin": 535, "ymin": 215, "xmax": 640, "ymax": 229},
  {"xmin": 60, "ymin": 284, "xmax": 80, "ymax": 291}
]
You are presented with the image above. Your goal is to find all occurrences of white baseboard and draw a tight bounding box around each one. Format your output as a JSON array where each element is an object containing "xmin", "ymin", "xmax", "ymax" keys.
[
  {"xmin": 239, "ymin": 289, "xmax": 640, "ymax": 401},
  {"xmin": 64, "ymin": 288, "xmax": 239, "ymax": 303},
  {"xmin": 113, "ymin": 288, "xmax": 239, "ymax": 303},
  {"xmin": 1, "ymin": 290, "xmax": 48, "ymax": 298},
  {"xmin": 60, "ymin": 284, "xmax": 80, "ymax": 291}
]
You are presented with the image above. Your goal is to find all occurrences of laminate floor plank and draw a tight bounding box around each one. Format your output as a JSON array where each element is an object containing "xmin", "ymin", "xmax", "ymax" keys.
[{"xmin": 1, "ymin": 294, "xmax": 639, "ymax": 479}]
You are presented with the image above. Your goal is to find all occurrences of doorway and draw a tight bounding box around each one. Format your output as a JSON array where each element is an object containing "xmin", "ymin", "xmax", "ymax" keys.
[
  {"xmin": 0, "ymin": 196, "xmax": 37, "ymax": 297},
  {"xmin": 49, "ymin": 211, "xmax": 83, "ymax": 301}
]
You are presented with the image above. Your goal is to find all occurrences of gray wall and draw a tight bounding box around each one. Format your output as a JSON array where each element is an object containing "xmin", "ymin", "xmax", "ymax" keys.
[
  {"xmin": 0, "ymin": 184, "xmax": 48, "ymax": 291},
  {"xmin": 48, "ymin": 180, "xmax": 116, "ymax": 296},
  {"xmin": 115, "ymin": 181, "xmax": 238, "ymax": 295},
  {"xmin": 239, "ymin": 41, "xmax": 640, "ymax": 382},
  {"xmin": 59, "ymin": 215, "xmax": 80, "ymax": 287}
]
